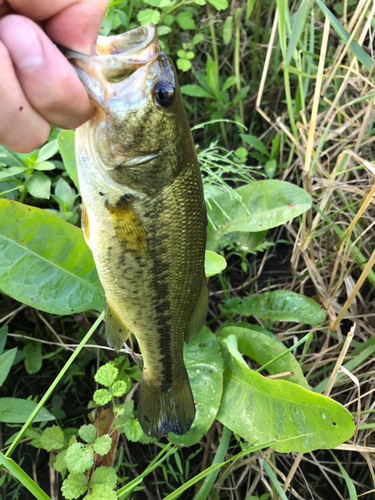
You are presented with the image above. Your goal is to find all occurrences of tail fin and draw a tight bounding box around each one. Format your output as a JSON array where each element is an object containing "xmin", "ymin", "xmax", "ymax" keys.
[{"xmin": 138, "ymin": 371, "xmax": 195, "ymax": 438}]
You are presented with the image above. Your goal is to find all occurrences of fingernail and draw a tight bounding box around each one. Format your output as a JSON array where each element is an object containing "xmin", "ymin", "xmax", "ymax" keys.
[{"xmin": 3, "ymin": 17, "xmax": 43, "ymax": 71}]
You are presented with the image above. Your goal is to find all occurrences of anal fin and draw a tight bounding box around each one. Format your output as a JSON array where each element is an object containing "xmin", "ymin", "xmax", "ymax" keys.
[
  {"xmin": 185, "ymin": 279, "xmax": 208, "ymax": 343},
  {"xmin": 105, "ymin": 300, "xmax": 131, "ymax": 351}
]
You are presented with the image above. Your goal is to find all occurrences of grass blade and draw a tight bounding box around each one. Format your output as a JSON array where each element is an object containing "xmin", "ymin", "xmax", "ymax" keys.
[
  {"xmin": 286, "ymin": 0, "xmax": 310, "ymax": 66},
  {"xmin": 4, "ymin": 311, "xmax": 105, "ymax": 459},
  {"xmin": 0, "ymin": 454, "xmax": 51, "ymax": 500},
  {"xmin": 316, "ymin": 0, "xmax": 373, "ymax": 71},
  {"xmin": 193, "ymin": 426, "xmax": 232, "ymax": 500},
  {"xmin": 329, "ymin": 451, "xmax": 358, "ymax": 500}
]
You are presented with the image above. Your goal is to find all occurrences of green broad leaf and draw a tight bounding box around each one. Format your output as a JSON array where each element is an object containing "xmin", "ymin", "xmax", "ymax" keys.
[
  {"xmin": 84, "ymin": 484, "xmax": 117, "ymax": 500},
  {"xmin": 206, "ymin": 54, "xmax": 219, "ymax": 100},
  {"xmin": 91, "ymin": 466, "xmax": 118, "ymax": 489},
  {"xmin": 93, "ymin": 435, "xmax": 112, "ymax": 455},
  {"xmin": 209, "ymin": 0, "xmax": 229, "ymax": 10},
  {"xmin": 40, "ymin": 425, "xmax": 65, "ymax": 451},
  {"xmin": 218, "ymin": 326, "xmax": 308, "ymax": 388},
  {"xmin": 206, "ymin": 180, "xmax": 311, "ymax": 250},
  {"xmin": 163, "ymin": 14, "xmax": 175, "ymax": 26},
  {"xmin": 0, "ymin": 166, "xmax": 26, "ymax": 180},
  {"xmin": 58, "ymin": 130, "xmax": 80, "ymax": 192},
  {"xmin": 246, "ymin": 0, "xmax": 256, "ymax": 19},
  {"xmin": 125, "ymin": 364, "xmax": 142, "ymax": 381},
  {"xmin": 93, "ymin": 389, "xmax": 112, "ymax": 406},
  {"xmin": 248, "ymin": 151, "xmax": 269, "ymax": 164},
  {"xmin": 233, "ymin": 230, "xmax": 267, "ymax": 253},
  {"xmin": 176, "ymin": 11, "xmax": 196, "ymax": 30},
  {"xmin": 205, "ymin": 250, "xmax": 227, "ymax": 276},
  {"xmin": 157, "ymin": 25, "xmax": 172, "ymax": 35},
  {"xmin": 137, "ymin": 9, "xmax": 161, "ymax": 25},
  {"xmin": 65, "ymin": 443, "xmax": 94, "ymax": 473},
  {"xmin": 233, "ymin": 85, "xmax": 250, "ymax": 105},
  {"xmin": 0, "ymin": 199, "xmax": 105, "ymax": 314},
  {"xmin": 235, "ymin": 147, "xmax": 247, "ymax": 161},
  {"xmin": 116, "ymin": 9, "xmax": 127, "ymax": 27},
  {"xmin": 0, "ymin": 326, "xmax": 8, "ymax": 355},
  {"xmin": 61, "ymin": 472, "xmax": 88, "ymax": 499},
  {"xmin": 217, "ymin": 342, "xmax": 355, "ymax": 453},
  {"xmin": 180, "ymin": 84, "xmax": 214, "ymax": 99},
  {"xmin": 0, "ymin": 454, "xmax": 51, "ymax": 500},
  {"xmin": 0, "ymin": 348, "xmax": 17, "ymax": 386},
  {"xmin": 146, "ymin": 0, "xmax": 174, "ymax": 6},
  {"xmin": 223, "ymin": 290, "xmax": 325, "ymax": 324},
  {"xmin": 100, "ymin": 17, "xmax": 112, "ymax": 36},
  {"xmin": 38, "ymin": 139, "xmax": 59, "ymax": 163},
  {"xmin": 316, "ymin": 0, "xmax": 373, "ymax": 72},
  {"xmin": 223, "ymin": 16, "xmax": 233, "ymax": 45},
  {"xmin": 177, "ymin": 58, "xmax": 192, "ymax": 72},
  {"xmin": 0, "ymin": 144, "xmax": 27, "ymax": 168},
  {"xmin": 222, "ymin": 76, "xmax": 238, "ymax": 93},
  {"xmin": 95, "ymin": 362, "xmax": 118, "ymax": 387},
  {"xmin": 33, "ymin": 161, "xmax": 56, "ymax": 171},
  {"xmin": 23, "ymin": 342, "xmax": 43, "ymax": 374},
  {"xmin": 241, "ymin": 134, "xmax": 270, "ymax": 157},
  {"xmin": 124, "ymin": 420, "xmax": 144, "ymax": 442},
  {"xmin": 286, "ymin": 0, "xmax": 310, "ymax": 66},
  {"xmin": 55, "ymin": 177, "xmax": 76, "ymax": 209},
  {"xmin": 265, "ymin": 159, "xmax": 277, "ymax": 179},
  {"xmin": 25, "ymin": 171, "xmax": 51, "ymax": 199},
  {"xmin": 53, "ymin": 449, "xmax": 68, "ymax": 472},
  {"xmin": 192, "ymin": 34, "xmax": 204, "ymax": 46},
  {"xmin": 111, "ymin": 380, "xmax": 129, "ymax": 397},
  {"xmin": 169, "ymin": 326, "xmax": 223, "ymax": 446},
  {"xmin": 114, "ymin": 400, "xmax": 135, "ymax": 429},
  {"xmin": 79, "ymin": 424, "xmax": 97, "ymax": 443},
  {"xmin": 0, "ymin": 398, "xmax": 55, "ymax": 423}
]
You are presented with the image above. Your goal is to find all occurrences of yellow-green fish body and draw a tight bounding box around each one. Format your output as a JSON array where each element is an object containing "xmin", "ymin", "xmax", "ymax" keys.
[{"xmin": 69, "ymin": 24, "xmax": 208, "ymax": 437}]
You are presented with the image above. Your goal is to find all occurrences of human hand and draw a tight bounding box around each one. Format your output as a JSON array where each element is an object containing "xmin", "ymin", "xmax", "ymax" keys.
[{"xmin": 0, "ymin": 0, "xmax": 108, "ymax": 153}]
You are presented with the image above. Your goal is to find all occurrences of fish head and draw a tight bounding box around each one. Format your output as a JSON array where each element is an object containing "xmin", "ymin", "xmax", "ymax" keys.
[{"xmin": 68, "ymin": 24, "xmax": 195, "ymax": 195}]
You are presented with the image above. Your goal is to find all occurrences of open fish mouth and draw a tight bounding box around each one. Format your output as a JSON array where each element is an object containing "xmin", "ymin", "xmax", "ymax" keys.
[{"xmin": 61, "ymin": 23, "xmax": 160, "ymax": 84}]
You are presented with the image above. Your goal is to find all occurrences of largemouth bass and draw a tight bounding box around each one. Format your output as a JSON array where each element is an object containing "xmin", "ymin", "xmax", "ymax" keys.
[{"xmin": 65, "ymin": 24, "xmax": 208, "ymax": 438}]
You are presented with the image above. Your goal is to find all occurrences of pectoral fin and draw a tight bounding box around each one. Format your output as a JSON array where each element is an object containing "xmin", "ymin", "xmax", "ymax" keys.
[
  {"xmin": 105, "ymin": 300, "xmax": 131, "ymax": 351},
  {"xmin": 185, "ymin": 279, "xmax": 208, "ymax": 343},
  {"xmin": 105, "ymin": 196, "xmax": 146, "ymax": 256},
  {"xmin": 81, "ymin": 200, "xmax": 91, "ymax": 248}
]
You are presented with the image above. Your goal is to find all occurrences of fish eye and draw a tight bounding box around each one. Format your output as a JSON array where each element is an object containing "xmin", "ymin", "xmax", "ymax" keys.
[{"xmin": 154, "ymin": 81, "xmax": 174, "ymax": 108}]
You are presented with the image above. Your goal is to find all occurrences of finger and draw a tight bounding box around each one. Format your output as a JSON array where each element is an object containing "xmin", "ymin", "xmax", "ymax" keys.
[
  {"xmin": 0, "ymin": 15, "xmax": 94, "ymax": 130},
  {"xmin": 0, "ymin": 40, "xmax": 50, "ymax": 153},
  {"xmin": 0, "ymin": 2, "xmax": 12, "ymax": 18},
  {"xmin": 7, "ymin": 0, "xmax": 108, "ymax": 53}
]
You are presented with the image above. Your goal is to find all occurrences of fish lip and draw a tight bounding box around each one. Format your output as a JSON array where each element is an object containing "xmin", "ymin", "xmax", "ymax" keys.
[
  {"xmin": 65, "ymin": 23, "xmax": 160, "ymax": 83},
  {"xmin": 96, "ymin": 23, "xmax": 158, "ymax": 60}
]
